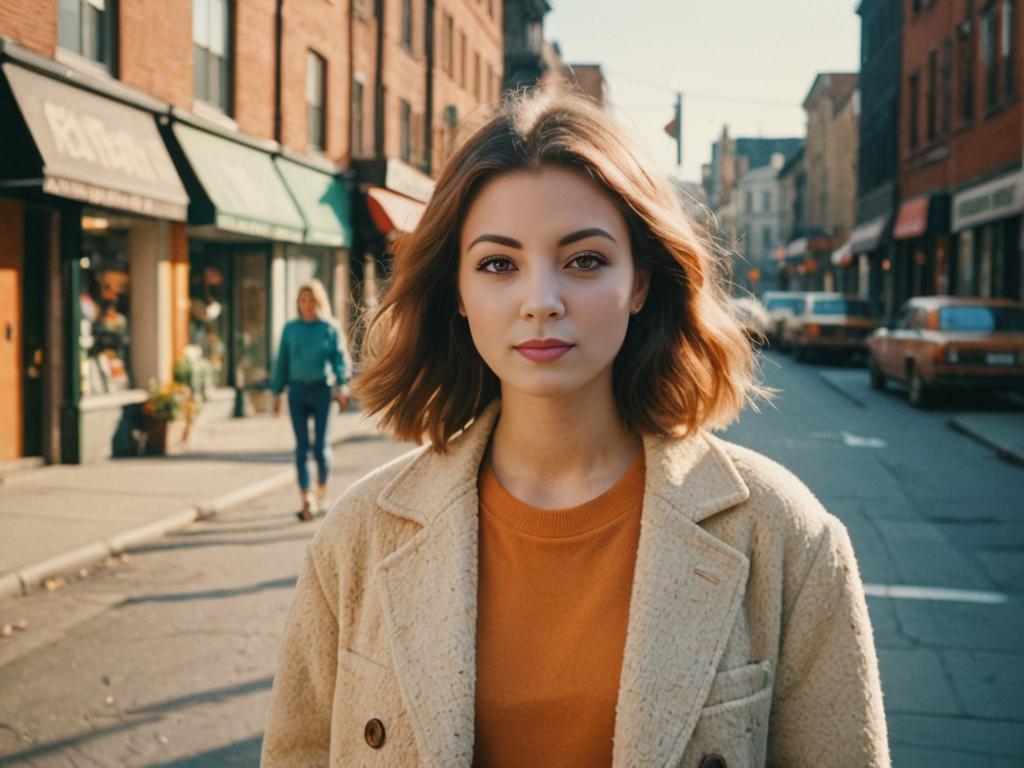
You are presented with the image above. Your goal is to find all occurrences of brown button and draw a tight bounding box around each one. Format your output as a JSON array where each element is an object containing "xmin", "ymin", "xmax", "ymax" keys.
[
  {"xmin": 364, "ymin": 718, "xmax": 386, "ymax": 749},
  {"xmin": 699, "ymin": 755, "xmax": 727, "ymax": 768}
]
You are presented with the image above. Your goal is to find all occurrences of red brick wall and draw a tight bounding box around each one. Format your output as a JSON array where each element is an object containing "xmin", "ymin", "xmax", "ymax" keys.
[
  {"xmin": 430, "ymin": 0, "xmax": 502, "ymax": 173},
  {"xmin": 233, "ymin": 0, "xmax": 277, "ymax": 140},
  {"xmin": 279, "ymin": 0, "xmax": 351, "ymax": 162},
  {"xmin": 0, "ymin": 0, "xmax": 58, "ymax": 57},
  {"xmin": 118, "ymin": 0, "xmax": 193, "ymax": 107},
  {"xmin": 900, "ymin": 0, "xmax": 1023, "ymax": 199}
]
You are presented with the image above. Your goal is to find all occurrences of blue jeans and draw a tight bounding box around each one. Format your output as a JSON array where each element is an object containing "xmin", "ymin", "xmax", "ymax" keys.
[{"xmin": 287, "ymin": 381, "xmax": 333, "ymax": 491}]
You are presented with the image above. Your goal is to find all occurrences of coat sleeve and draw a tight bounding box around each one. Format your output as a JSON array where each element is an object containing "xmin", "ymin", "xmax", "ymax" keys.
[
  {"xmin": 767, "ymin": 517, "xmax": 891, "ymax": 768},
  {"xmin": 260, "ymin": 547, "xmax": 338, "ymax": 767}
]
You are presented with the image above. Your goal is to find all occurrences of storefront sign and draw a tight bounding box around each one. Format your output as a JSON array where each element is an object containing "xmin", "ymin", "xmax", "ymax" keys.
[
  {"xmin": 2, "ymin": 63, "xmax": 188, "ymax": 220},
  {"xmin": 952, "ymin": 170, "xmax": 1024, "ymax": 232}
]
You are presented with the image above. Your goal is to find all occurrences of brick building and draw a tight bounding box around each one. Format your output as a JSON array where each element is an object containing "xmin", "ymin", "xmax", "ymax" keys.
[
  {"xmin": 0, "ymin": 0, "xmax": 504, "ymax": 465},
  {"xmin": 800, "ymin": 72, "xmax": 860, "ymax": 291},
  {"xmin": 895, "ymin": 0, "xmax": 1022, "ymax": 308}
]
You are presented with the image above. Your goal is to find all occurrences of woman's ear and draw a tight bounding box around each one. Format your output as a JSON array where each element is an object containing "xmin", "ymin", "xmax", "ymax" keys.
[{"xmin": 631, "ymin": 266, "xmax": 652, "ymax": 314}]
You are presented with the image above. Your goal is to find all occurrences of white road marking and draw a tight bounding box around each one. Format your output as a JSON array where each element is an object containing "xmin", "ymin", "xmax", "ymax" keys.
[
  {"xmin": 842, "ymin": 432, "xmax": 888, "ymax": 449},
  {"xmin": 863, "ymin": 583, "xmax": 1007, "ymax": 604}
]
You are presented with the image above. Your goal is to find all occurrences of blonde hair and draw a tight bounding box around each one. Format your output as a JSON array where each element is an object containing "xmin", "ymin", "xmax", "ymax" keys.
[
  {"xmin": 354, "ymin": 90, "xmax": 762, "ymax": 450},
  {"xmin": 296, "ymin": 278, "xmax": 334, "ymax": 321}
]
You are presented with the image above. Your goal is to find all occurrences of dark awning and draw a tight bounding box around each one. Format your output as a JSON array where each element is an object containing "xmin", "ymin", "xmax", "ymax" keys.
[
  {"xmin": 1, "ymin": 63, "xmax": 188, "ymax": 220},
  {"xmin": 849, "ymin": 213, "xmax": 891, "ymax": 254},
  {"xmin": 275, "ymin": 157, "xmax": 353, "ymax": 248},
  {"xmin": 171, "ymin": 122, "xmax": 305, "ymax": 242}
]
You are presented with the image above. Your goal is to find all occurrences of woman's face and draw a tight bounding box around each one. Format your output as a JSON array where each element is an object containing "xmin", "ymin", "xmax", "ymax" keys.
[
  {"xmin": 298, "ymin": 289, "xmax": 319, "ymax": 321},
  {"xmin": 457, "ymin": 166, "xmax": 649, "ymax": 400}
]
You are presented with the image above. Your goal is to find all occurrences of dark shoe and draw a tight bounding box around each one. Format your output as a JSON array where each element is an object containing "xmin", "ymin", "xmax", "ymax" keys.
[{"xmin": 296, "ymin": 508, "xmax": 314, "ymax": 522}]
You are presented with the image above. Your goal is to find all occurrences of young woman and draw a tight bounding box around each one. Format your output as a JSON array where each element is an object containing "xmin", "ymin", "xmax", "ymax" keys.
[
  {"xmin": 261, "ymin": 93, "xmax": 890, "ymax": 767},
  {"xmin": 270, "ymin": 279, "xmax": 351, "ymax": 522}
]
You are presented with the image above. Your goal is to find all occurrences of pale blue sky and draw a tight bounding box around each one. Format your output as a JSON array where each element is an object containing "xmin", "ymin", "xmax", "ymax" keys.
[{"xmin": 544, "ymin": 0, "xmax": 862, "ymax": 184}]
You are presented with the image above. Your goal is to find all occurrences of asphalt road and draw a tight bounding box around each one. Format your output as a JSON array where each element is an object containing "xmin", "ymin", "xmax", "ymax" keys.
[{"xmin": 0, "ymin": 351, "xmax": 1022, "ymax": 766}]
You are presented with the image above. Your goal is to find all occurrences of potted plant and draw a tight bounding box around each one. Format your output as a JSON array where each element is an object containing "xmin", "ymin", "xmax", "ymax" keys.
[{"xmin": 141, "ymin": 381, "xmax": 200, "ymax": 455}]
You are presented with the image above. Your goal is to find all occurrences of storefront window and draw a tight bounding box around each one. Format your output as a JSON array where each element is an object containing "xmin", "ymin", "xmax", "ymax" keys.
[
  {"xmin": 957, "ymin": 229, "xmax": 975, "ymax": 295},
  {"xmin": 188, "ymin": 249, "xmax": 230, "ymax": 388},
  {"xmin": 233, "ymin": 250, "xmax": 269, "ymax": 389},
  {"xmin": 79, "ymin": 217, "xmax": 131, "ymax": 395},
  {"xmin": 978, "ymin": 225, "xmax": 993, "ymax": 297}
]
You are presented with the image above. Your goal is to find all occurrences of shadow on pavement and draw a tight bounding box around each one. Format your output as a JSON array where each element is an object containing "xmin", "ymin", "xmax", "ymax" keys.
[
  {"xmin": 119, "ymin": 577, "xmax": 297, "ymax": 606},
  {"xmin": 145, "ymin": 735, "xmax": 264, "ymax": 767},
  {"xmin": 128, "ymin": 532, "xmax": 312, "ymax": 555}
]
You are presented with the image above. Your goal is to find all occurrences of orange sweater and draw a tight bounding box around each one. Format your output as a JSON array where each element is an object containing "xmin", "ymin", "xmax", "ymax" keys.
[{"xmin": 473, "ymin": 449, "xmax": 645, "ymax": 768}]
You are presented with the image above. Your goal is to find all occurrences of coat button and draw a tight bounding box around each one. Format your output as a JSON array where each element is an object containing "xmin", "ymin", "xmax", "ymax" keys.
[
  {"xmin": 699, "ymin": 755, "xmax": 727, "ymax": 768},
  {"xmin": 364, "ymin": 718, "xmax": 386, "ymax": 749}
]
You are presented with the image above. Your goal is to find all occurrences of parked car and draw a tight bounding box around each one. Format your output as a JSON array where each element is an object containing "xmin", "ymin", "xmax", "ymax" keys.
[
  {"xmin": 866, "ymin": 296, "xmax": 1024, "ymax": 407},
  {"xmin": 730, "ymin": 296, "xmax": 770, "ymax": 345},
  {"xmin": 782, "ymin": 293, "xmax": 879, "ymax": 362},
  {"xmin": 761, "ymin": 291, "xmax": 807, "ymax": 348}
]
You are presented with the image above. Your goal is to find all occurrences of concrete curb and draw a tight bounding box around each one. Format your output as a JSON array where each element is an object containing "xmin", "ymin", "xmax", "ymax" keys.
[
  {"xmin": 0, "ymin": 431, "xmax": 363, "ymax": 605},
  {"xmin": 948, "ymin": 418, "xmax": 1024, "ymax": 469}
]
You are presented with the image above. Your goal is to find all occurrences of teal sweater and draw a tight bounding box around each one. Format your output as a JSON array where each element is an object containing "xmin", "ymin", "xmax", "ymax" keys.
[{"xmin": 270, "ymin": 319, "xmax": 351, "ymax": 395}]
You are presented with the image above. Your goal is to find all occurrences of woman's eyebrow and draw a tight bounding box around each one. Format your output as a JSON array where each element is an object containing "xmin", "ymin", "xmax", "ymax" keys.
[
  {"xmin": 467, "ymin": 234, "xmax": 523, "ymax": 250},
  {"xmin": 557, "ymin": 227, "xmax": 618, "ymax": 247},
  {"xmin": 467, "ymin": 227, "xmax": 618, "ymax": 251}
]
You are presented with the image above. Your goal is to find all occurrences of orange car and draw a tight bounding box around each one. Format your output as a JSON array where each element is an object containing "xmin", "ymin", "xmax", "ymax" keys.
[
  {"xmin": 783, "ymin": 293, "xmax": 879, "ymax": 362},
  {"xmin": 866, "ymin": 296, "xmax": 1024, "ymax": 407}
]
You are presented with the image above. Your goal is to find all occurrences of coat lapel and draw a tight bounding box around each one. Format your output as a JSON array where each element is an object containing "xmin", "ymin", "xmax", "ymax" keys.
[
  {"xmin": 372, "ymin": 403, "xmax": 500, "ymax": 768},
  {"xmin": 611, "ymin": 431, "xmax": 751, "ymax": 768}
]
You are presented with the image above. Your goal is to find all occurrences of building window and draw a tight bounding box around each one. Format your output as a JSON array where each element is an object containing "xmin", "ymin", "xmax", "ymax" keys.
[
  {"xmin": 926, "ymin": 49, "xmax": 937, "ymax": 140},
  {"xmin": 444, "ymin": 14, "xmax": 454, "ymax": 75},
  {"xmin": 1002, "ymin": 0, "xmax": 1015, "ymax": 99},
  {"xmin": 745, "ymin": 190, "xmax": 753, "ymax": 212},
  {"xmin": 400, "ymin": 99, "xmax": 412, "ymax": 163},
  {"xmin": 351, "ymin": 78, "xmax": 364, "ymax": 157},
  {"xmin": 981, "ymin": 4, "xmax": 998, "ymax": 110},
  {"xmin": 460, "ymin": 32, "xmax": 467, "ymax": 87},
  {"xmin": 909, "ymin": 72, "xmax": 920, "ymax": 149},
  {"xmin": 58, "ymin": 0, "xmax": 116, "ymax": 71},
  {"xmin": 940, "ymin": 39, "xmax": 953, "ymax": 134},
  {"xmin": 473, "ymin": 51, "xmax": 481, "ymax": 99},
  {"xmin": 762, "ymin": 190, "xmax": 771, "ymax": 211},
  {"xmin": 193, "ymin": 0, "xmax": 231, "ymax": 113},
  {"xmin": 762, "ymin": 227, "xmax": 772, "ymax": 251},
  {"xmin": 402, "ymin": 0, "xmax": 412, "ymax": 51},
  {"xmin": 307, "ymin": 51, "xmax": 326, "ymax": 152},
  {"xmin": 444, "ymin": 105, "xmax": 458, "ymax": 157},
  {"xmin": 486, "ymin": 62, "xmax": 494, "ymax": 103},
  {"xmin": 958, "ymin": 11, "xmax": 975, "ymax": 122}
]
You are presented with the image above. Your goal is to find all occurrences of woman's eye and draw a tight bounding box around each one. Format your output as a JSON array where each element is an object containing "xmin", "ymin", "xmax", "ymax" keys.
[
  {"xmin": 569, "ymin": 253, "xmax": 605, "ymax": 271},
  {"xmin": 477, "ymin": 256, "xmax": 516, "ymax": 274}
]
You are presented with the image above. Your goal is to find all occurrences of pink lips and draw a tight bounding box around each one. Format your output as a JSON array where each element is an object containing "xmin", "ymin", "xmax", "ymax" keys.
[{"xmin": 513, "ymin": 338, "xmax": 574, "ymax": 362}]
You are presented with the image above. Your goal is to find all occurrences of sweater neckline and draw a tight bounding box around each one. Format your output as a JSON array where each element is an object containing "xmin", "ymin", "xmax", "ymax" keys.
[{"xmin": 478, "ymin": 448, "xmax": 645, "ymax": 538}]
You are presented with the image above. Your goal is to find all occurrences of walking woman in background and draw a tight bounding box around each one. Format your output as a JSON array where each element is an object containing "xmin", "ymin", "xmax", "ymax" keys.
[
  {"xmin": 270, "ymin": 279, "xmax": 351, "ymax": 522},
  {"xmin": 262, "ymin": 91, "xmax": 889, "ymax": 767}
]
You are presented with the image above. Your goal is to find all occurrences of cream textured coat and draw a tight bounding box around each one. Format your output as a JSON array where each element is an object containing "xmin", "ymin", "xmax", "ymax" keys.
[{"xmin": 261, "ymin": 403, "xmax": 890, "ymax": 767}]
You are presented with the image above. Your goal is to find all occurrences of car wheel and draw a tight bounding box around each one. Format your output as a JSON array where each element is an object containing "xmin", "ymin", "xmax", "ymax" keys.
[
  {"xmin": 908, "ymin": 367, "xmax": 931, "ymax": 408},
  {"xmin": 868, "ymin": 357, "xmax": 886, "ymax": 390}
]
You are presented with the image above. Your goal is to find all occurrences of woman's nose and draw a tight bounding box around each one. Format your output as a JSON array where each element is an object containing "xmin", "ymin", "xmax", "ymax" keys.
[{"xmin": 520, "ymin": 270, "xmax": 565, "ymax": 320}]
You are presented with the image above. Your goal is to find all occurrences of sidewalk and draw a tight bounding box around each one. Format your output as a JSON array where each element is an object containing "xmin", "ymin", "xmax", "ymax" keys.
[
  {"xmin": 818, "ymin": 368, "xmax": 1024, "ymax": 466},
  {"xmin": 0, "ymin": 409, "xmax": 383, "ymax": 603}
]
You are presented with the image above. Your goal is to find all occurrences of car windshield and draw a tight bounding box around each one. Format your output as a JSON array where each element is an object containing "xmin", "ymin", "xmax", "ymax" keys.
[
  {"xmin": 938, "ymin": 306, "xmax": 1024, "ymax": 332},
  {"xmin": 811, "ymin": 299, "xmax": 872, "ymax": 316},
  {"xmin": 765, "ymin": 297, "xmax": 804, "ymax": 312}
]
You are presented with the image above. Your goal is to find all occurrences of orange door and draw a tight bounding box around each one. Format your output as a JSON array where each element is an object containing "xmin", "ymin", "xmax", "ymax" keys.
[{"xmin": 0, "ymin": 199, "xmax": 25, "ymax": 461}]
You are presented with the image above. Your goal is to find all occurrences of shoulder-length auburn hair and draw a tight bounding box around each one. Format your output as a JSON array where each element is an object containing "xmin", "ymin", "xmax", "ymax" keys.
[{"xmin": 354, "ymin": 89, "xmax": 761, "ymax": 451}]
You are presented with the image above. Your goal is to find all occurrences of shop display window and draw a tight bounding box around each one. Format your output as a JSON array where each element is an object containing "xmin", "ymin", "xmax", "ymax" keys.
[
  {"xmin": 188, "ymin": 249, "xmax": 230, "ymax": 389},
  {"xmin": 79, "ymin": 215, "xmax": 131, "ymax": 395}
]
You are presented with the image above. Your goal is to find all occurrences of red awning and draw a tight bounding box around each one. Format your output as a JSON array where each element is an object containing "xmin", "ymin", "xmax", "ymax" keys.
[
  {"xmin": 893, "ymin": 197, "xmax": 929, "ymax": 240},
  {"xmin": 366, "ymin": 186, "xmax": 426, "ymax": 237}
]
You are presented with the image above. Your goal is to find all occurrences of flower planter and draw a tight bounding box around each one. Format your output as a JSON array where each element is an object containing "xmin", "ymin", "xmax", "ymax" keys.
[{"xmin": 143, "ymin": 418, "xmax": 191, "ymax": 456}]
